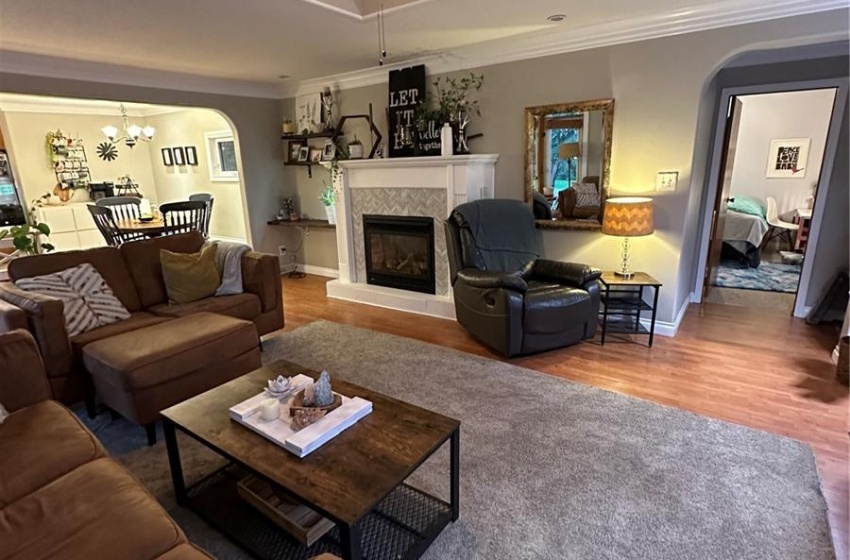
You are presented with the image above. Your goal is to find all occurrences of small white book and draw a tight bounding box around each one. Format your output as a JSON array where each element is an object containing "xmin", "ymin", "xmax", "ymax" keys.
[{"xmin": 228, "ymin": 374, "xmax": 372, "ymax": 458}]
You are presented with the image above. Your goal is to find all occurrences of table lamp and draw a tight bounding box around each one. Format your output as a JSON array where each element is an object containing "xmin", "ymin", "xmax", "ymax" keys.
[
  {"xmin": 601, "ymin": 197, "xmax": 654, "ymax": 278},
  {"xmin": 558, "ymin": 143, "xmax": 581, "ymax": 183}
]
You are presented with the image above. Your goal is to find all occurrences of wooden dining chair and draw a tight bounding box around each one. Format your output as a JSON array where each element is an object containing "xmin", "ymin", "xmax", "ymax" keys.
[
  {"xmin": 160, "ymin": 201, "xmax": 208, "ymax": 236},
  {"xmin": 95, "ymin": 196, "xmax": 142, "ymax": 222},
  {"xmin": 188, "ymin": 193, "xmax": 214, "ymax": 236},
  {"xmin": 87, "ymin": 205, "xmax": 146, "ymax": 246}
]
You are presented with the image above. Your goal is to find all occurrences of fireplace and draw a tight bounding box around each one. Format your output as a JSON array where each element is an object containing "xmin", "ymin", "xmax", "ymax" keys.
[{"xmin": 363, "ymin": 214, "xmax": 435, "ymax": 294}]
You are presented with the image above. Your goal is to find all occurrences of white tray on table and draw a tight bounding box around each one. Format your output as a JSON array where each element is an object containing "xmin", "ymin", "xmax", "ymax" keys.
[{"xmin": 229, "ymin": 374, "xmax": 372, "ymax": 458}]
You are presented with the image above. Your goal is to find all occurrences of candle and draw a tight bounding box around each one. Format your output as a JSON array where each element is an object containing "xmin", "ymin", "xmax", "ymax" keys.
[
  {"xmin": 139, "ymin": 198, "xmax": 153, "ymax": 218},
  {"xmin": 260, "ymin": 398, "xmax": 280, "ymax": 422}
]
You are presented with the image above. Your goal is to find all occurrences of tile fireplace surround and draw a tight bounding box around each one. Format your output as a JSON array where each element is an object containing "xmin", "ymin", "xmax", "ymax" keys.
[{"xmin": 327, "ymin": 155, "xmax": 499, "ymax": 319}]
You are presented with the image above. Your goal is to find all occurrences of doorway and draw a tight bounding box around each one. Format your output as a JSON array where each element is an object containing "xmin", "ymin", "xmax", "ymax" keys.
[{"xmin": 699, "ymin": 86, "xmax": 841, "ymax": 314}]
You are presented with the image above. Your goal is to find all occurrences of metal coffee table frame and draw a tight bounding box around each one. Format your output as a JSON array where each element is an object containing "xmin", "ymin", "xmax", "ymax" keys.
[{"xmin": 163, "ymin": 420, "xmax": 460, "ymax": 560}]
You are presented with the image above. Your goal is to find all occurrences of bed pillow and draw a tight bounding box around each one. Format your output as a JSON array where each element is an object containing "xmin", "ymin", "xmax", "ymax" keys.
[
  {"xmin": 728, "ymin": 195, "xmax": 765, "ymax": 218},
  {"xmin": 15, "ymin": 263, "xmax": 131, "ymax": 337}
]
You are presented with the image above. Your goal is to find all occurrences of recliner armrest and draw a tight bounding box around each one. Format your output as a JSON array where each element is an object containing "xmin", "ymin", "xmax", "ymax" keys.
[
  {"xmin": 532, "ymin": 260, "xmax": 602, "ymax": 287},
  {"xmin": 457, "ymin": 269, "xmax": 528, "ymax": 293}
]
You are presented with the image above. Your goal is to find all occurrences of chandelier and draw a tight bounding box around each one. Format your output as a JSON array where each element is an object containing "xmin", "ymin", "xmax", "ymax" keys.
[{"xmin": 101, "ymin": 103, "xmax": 155, "ymax": 148}]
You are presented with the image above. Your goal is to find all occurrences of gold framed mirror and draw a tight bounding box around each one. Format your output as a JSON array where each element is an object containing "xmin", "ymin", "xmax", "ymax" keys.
[{"xmin": 524, "ymin": 99, "xmax": 615, "ymax": 230}]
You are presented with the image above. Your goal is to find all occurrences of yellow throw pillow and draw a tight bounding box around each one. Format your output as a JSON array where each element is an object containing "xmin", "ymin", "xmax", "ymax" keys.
[{"xmin": 160, "ymin": 244, "xmax": 221, "ymax": 304}]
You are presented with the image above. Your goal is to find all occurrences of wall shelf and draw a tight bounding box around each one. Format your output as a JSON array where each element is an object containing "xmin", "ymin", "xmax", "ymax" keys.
[
  {"xmin": 280, "ymin": 131, "xmax": 335, "ymax": 141},
  {"xmin": 267, "ymin": 218, "xmax": 335, "ymax": 229}
]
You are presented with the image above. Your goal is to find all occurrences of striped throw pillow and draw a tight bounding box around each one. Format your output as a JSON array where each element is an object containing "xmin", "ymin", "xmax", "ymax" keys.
[{"xmin": 15, "ymin": 263, "xmax": 131, "ymax": 337}]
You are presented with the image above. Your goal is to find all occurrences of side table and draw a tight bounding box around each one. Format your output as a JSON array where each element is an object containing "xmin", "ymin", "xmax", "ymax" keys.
[{"xmin": 598, "ymin": 271, "xmax": 662, "ymax": 347}]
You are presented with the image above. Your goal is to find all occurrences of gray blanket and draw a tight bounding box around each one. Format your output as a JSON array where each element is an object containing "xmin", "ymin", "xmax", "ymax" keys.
[{"xmin": 205, "ymin": 240, "xmax": 251, "ymax": 295}]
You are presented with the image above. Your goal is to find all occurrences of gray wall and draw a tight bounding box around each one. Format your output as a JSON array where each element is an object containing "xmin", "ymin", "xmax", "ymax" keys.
[
  {"xmin": 806, "ymin": 106, "xmax": 849, "ymax": 308},
  {"xmin": 281, "ymin": 9, "xmax": 849, "ymax": 323},
  {"xmin": 0, "ymin": 72, "xmax": 291, "ymax": 257}
]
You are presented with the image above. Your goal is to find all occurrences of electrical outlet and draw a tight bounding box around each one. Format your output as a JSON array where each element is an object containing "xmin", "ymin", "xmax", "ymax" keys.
[{"xmin": 656, "ymin": 171, "xmax": 678, "ymax": 192}]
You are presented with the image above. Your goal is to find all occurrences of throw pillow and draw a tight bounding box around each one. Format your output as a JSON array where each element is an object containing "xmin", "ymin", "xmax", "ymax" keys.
[
  {"xmin": 727, "ymin": 194, "xmax": 765, "ymax": 218},
  {"xmin": 15, "ymin": 263, "xmax": 131, "ymax": 337},
  {"xmin": 573, "ymin": 182, "xmax": 600, "ymax": 208},
  {"xmin": 0, "ymin": 403, "xmax": 7, "ymax": 424},
  {"xmin": 161, "ymin": 244, "xmax": 220, "ymax": 304}
]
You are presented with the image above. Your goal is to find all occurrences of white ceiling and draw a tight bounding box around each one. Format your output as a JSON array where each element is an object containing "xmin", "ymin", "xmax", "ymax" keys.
[{"xmin": 0, "ymin": 0, "xmax": 844, "ymax": 96}]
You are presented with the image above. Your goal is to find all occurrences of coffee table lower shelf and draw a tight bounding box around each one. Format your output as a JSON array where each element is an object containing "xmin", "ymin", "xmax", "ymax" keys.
[{"xmin": 185, "ymin": 464, "xmax": 453, "ymax": 560}]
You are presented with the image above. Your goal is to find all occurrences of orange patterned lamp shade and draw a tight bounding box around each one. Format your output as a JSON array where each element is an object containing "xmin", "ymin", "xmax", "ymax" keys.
[{"xmin": 601, "ymin": 197, "xmax": 654, "ymax": 237}]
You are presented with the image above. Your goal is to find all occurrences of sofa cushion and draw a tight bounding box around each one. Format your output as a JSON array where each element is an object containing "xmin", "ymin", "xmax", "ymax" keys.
[
  {"xmin": 160, "ymin": 244, "xmax": 220, "ymax": 304},
  {"xmin": 120, "ymin": 232, "xmax": 206, "ymax": 308},
  {"xmin": 0, "ymin": 400, "xmax": 106, "ymax": 507},
  {"xmin": 83, "ymin": 312, "xmax": 258, "ymax": 391},
  {"xmin": 8, "ymin": 246, "xmax": 142, "ymax": 312},
  {"xmin": 0, "ymin": 457, "xmax": 186, "ymax": 560},
  {"xmin": 524, "ymin": 286, "xmax": 591, "ymax": 334},
  {"xmin": 16, "ymin": 263, "xmax": 131, "ymax": 337},
  {"xmin": 70, "ymin": 312, "xmax": 172, "ymax": 358},
  {"xmin": 149, "ymin": 293, "xmax": 261, "ymax": 322}
]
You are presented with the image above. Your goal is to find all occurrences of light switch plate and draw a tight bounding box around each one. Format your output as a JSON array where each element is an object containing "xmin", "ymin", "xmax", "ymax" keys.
[{"xmin": 656, "ymin": 171, "xmax": 678, "ymax": 192}]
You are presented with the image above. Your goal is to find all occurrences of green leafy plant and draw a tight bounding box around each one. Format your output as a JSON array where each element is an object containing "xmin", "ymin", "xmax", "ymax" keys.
[
  {"xmin": 0, "ymin": 222, "xmax": 54, "ymax": 255},
  {"xmin": 0, "ymin": 192, "xmax": 56, "ymax": 255},
  {"xmin": 432, "ymin": 73, "xmax": 484, "ymax": 119},
  {"xmin": 319, "ymin": 183, "xmax": 336, "ymax": 207}
]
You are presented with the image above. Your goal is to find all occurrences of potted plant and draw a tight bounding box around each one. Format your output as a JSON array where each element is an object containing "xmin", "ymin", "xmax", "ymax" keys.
[
  {"xmin": 417, "ymin": 73, "xmax": 484, "ymax": 154},
  {"xmin": 0, "ymin": 195, "xmax": 55, "ymax": 264},
  {"xmin": 319, "ymin": 183, "xmax": 337, "ymax": 225}
]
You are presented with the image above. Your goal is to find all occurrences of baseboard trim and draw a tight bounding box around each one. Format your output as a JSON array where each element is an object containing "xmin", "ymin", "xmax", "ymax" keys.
[
  {"xmin": 300, "ymin": 264, "xmax": 340, "ymax": 278},
  {"xmin": 640, "ymin": 295, "xmax": 691, "ymax": 338}
]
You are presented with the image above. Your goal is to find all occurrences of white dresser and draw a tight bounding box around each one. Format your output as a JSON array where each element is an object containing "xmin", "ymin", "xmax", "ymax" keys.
[{"xmin": 35, "ymin": 204, "xmax": 106, "ymax": 252}]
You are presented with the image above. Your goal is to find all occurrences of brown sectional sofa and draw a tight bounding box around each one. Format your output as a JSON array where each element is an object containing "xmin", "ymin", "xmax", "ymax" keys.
[
  {"xmin": 0, "ymin": 232, "xmax": 283, "ymax": 408},
  {"xmin": 0, "ymin": 329, "xmax": 213, "ymax": 560}
]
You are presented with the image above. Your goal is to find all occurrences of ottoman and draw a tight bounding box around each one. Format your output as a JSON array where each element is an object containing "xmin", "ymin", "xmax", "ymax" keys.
[{"xmin": 83, "ymin": 312, "xmax": 261, "ymax": 444}]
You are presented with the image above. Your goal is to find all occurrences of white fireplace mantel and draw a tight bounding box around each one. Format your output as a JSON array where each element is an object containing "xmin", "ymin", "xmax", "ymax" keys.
[{"xmin": 326, "ymin": 154, "xmax": 499, "ymax": 319}]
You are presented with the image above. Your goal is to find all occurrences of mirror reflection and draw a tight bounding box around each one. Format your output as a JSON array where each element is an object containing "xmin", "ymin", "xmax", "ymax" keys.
[{"xmin": 524, "ymin": 99, "xmax": 614, "ymax": 229}]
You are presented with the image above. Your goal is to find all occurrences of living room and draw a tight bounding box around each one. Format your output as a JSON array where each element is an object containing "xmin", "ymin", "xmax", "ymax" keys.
[{"xmin": 0, "ymin": 1, "xmax": 848, "ymax": 560}]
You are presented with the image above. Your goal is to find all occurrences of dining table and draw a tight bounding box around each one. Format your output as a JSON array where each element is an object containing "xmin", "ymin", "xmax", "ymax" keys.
[{"xmin": 116, "ymin": 218, "xmax": 168, "ymax": 238}]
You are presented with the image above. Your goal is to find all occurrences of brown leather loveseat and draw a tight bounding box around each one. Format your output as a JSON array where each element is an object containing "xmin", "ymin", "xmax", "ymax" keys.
[
  {"xmin": 0, "ymin": 232, "xmax": 283, "ymax": 415},
  {"xmin": 0, "ymin": 329, "xmax": 214, "ymax": 559}
]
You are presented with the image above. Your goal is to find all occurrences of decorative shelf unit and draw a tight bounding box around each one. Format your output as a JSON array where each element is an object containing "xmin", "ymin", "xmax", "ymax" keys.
[{"xmin": 267, "ymin": 219, "xmax": 335, "ymax": 230}]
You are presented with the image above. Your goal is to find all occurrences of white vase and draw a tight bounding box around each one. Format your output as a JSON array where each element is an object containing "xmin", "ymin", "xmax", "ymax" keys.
[{"xmin": 325, "ymin": 204, "xmax": 337, "ymax": 225}]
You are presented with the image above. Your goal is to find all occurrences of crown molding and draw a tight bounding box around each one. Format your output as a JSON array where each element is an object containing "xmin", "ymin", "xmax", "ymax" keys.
[
  {"xmin": 298, "ymin": 0, "xmax": 437, "ymax": 21},
  {"xmin": 0, "ymin": 50, "xmax": 282, "ymax": 99},
  {"xmin": 0, "ymin": 93, "xmax": 183, "ymax": 117},
  {"xmin": 291, "ymin": 0, "xmax": 848, "ymax": 97}
]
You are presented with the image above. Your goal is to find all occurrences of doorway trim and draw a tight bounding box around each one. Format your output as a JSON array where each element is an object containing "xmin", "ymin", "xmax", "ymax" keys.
[{"xmin": 692, "ymin": 78, "xmax": 849, "ymax": 317}]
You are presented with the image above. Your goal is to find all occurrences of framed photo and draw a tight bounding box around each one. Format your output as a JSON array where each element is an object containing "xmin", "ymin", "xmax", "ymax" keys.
[
  {"xmin": 309, "ymin": 148, "xmax": 322, "ymax": 163},
  {"xmin": 766, "ymin": 138, "xmax": 811, "ymax": 178},
  {"xmin": 173, "ymin": 147, "xmax": 186, "ymax": 166},
  {"xmin": 161, "ymin": 148, "xmax": 174, "ymax": 166},
  {"xmin": 185, "ymin": 146, "xmax": 198, "ymax": 166},
  {"xmin": 297, "ymin": 145, "xmax": 310, "ymax": 163},
  {"xmin": 321, "ymin": 141, "xmax": 336, "ymax": 162},
  {"xmin": 288, "ymin": 141, "xmax": 304, "ymax": 163}
]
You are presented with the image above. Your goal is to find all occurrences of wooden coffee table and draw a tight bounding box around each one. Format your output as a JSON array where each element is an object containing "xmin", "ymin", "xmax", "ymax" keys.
[{"xmin": 161, "ymin": 359, "xmax": 460, "ymax": 560}]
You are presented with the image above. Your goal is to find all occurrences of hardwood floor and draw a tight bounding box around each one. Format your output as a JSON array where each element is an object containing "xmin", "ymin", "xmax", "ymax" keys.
[{"xmin": 279, "ymin": 274, "xmax": 849, "ymax": 557}]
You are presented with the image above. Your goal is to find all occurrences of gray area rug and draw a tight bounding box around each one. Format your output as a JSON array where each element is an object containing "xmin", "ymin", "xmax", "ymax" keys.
[{"xmin": 84, "ymin": 320, "xmax": 835, "ymax": 560}]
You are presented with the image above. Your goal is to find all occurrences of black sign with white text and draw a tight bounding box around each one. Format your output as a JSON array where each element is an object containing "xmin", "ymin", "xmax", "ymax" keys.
[{"xmin": 388, "ymin": 65, "xmax": 425, "ymax": 158}]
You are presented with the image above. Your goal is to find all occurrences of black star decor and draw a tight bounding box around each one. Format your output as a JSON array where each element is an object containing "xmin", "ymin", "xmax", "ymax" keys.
[{"xmin": 96, "ymin": 142, "xmax": 118, "ymax": 161}]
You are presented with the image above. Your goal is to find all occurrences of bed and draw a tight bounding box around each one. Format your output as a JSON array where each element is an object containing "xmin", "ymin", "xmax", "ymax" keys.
[{"xmin": 722, "ymin": 209, "xmax": 769, "ymax": 268}]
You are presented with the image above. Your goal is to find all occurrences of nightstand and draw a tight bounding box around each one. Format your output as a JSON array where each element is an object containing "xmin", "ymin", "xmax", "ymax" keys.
[{"xmin": 598, "ymin": 271, "xmax": 662, "ymax": 347}]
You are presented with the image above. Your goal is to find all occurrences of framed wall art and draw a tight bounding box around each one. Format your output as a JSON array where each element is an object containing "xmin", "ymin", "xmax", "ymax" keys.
[
  {"xmin": 766, "ymin": 138, "xmax": 810, "ymax": 178},
  {"xmin": 173, "ymin": 147, "xmax": 186, "ymax": 166},
  {"xmin": 161, "ymin": 148, "xmax": 174, "ymax": 166},
  {"xmin": 185, "ymin": 146, "xmax": 198, "ymax": 166}
]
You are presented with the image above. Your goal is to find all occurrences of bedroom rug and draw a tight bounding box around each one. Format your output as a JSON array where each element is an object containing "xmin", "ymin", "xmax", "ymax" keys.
[
  {"xmin": 716, "ymin": 260, "xmax": 802, "ymax": 293},
  {"xmin": 82, "ymin": 321, "xmax": 835, "ymax": 560}
]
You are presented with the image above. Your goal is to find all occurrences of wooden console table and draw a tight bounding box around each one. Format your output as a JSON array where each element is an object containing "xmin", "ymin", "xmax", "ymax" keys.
[{"xmin": 793, "ymin": 208, "xmax": 812, "ymax": 252}]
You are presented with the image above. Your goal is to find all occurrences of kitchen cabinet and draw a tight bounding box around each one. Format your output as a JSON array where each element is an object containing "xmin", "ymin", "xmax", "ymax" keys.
[{"xmin": 36, "ymin": 204, "xmax": 106, "ymax": 251}]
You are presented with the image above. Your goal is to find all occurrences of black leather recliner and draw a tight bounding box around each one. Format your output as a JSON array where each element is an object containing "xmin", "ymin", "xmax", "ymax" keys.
[{"xmin": 444, "ymin": 199, "xmax": 602, "ymax": 357}]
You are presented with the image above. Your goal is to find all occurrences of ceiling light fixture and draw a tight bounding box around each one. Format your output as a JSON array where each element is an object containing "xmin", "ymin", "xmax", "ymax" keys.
[
  {"xmin": 547, "ymin": 14, "xmax": 566, "ymax": 22},
  {"xmin": 101, "ymin": 103, "xmax": 154, "ymax": 149}
]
